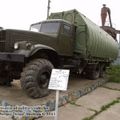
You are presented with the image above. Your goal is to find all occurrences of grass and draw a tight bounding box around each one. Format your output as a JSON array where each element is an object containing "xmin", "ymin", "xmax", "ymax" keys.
[
  {"xmin": 106, "ymin": 65, "xmax": 120, "ymax": 83},
  {"xmin": 101, "ymin": 99, "xmax": 119, "ymax": 111}
]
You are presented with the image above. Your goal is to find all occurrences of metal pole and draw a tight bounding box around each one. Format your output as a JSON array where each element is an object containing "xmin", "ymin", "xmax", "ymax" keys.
[
  {"xmin": 54, "ymin": 90, "xmax": 59, "ymax": 120},
  {"xmin": 47, "ymin": 0, "xmax": 51, "ymax": 19}
]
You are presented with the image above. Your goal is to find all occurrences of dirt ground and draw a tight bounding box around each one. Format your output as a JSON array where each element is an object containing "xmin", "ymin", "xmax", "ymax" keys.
[
  {"xmin": 0, "ymin": 77, "xmax": 109, "ymax": 120},
  {"xmin": 0, "ymin": 77, "xmax": 100, "ymax": 106}
]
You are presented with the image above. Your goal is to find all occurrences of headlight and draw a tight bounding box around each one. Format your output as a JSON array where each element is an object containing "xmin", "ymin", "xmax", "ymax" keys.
[
  {"xmin": 14, "ymin": 43, "xmax": 19, "ymax": 49},
  {"xmin": 14, "ymin": 41, "xmax": 32, "ymax": 50},
  {"xmin": 26, "ymin": 42, "xmax": 32, "ymax": 49}
]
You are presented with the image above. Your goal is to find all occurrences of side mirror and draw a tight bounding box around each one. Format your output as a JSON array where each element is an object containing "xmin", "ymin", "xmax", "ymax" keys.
[{"xmin": 0, "ymin": 27, "xmax": 3, "ymax": 30}]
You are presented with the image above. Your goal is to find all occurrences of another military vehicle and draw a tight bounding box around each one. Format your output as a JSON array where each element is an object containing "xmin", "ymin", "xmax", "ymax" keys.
[{"xmin": 0, "ymin": 9, "xmax": 118, "ymax": 98}]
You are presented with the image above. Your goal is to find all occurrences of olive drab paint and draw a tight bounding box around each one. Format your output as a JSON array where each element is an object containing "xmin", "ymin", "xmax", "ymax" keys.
[
  {"xmin": 49, "ymin": 9, "xmax": 119, "ymax": 61},
  {"xmin": 0, "ymin": 9, "xmax": 119, "ymax": 98}
]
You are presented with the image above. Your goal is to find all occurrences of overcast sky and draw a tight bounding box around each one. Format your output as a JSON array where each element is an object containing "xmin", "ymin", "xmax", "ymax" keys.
[{"xmin": 0, "ymin": 0, "xmax": 120, "ymax": 30}]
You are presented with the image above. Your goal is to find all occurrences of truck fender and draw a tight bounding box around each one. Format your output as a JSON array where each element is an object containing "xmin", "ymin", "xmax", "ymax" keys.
[
  {"xmin": 14, "ymin": 44, "xmax": 59, "ymax": 67},
  {"xmin": 14, "ymin": 44, "xmax": 56, "ymax": 57},
  {"xmin": 29, "ymin": 44, "xmax": 59, "ymax": 67},
  {"xmin": 29, "ymin": 44, "xmax": 57, "ymax": 57}
]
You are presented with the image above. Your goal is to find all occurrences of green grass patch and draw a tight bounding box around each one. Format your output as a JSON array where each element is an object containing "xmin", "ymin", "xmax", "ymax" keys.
[
  {"xmin": 106, "ymin": 65, "xmax": 120, "ymax": 83},
  {"xmin": 101, "ymin": 99, "xmax": 119, "ymax": 111}
]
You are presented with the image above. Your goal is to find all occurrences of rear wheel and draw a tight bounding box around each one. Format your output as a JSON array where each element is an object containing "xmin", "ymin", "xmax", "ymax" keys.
[
  {"xmin": 99, "ymin": 64, "xmax": 106, "ymax": 78},
  {"xmin": 90, "ymin": 67, "xmax": 100, "ymax": 80},
  {"xmin": 85, "ymin": 64, "xmax": 100, "ymax": 80},
  {"xmin": 20, "ymin": 58, "xmax": 54, "ymax": 98}
]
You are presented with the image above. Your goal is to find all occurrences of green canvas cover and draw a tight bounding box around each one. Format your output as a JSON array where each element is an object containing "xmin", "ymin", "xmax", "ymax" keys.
[{"xmin": 49, "ymin": 9, "xmax": 119, "ymax": 61}]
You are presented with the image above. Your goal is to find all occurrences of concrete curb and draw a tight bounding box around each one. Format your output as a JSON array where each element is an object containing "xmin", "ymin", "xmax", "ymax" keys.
[{"xmin": 46, "ymin": 78, "xmax": 108, "ymax": 111}]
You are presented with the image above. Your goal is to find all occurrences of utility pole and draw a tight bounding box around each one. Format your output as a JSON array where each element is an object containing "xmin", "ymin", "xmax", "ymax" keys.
[{"xmin": 47, "ymin": 0, "xmax": 51, "ymax": 19}]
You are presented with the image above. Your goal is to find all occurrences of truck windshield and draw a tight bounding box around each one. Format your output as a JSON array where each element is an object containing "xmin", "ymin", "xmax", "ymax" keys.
[
  {"xmin": 40, "ymin": 22, "xmax": 60, "ymax": 34},
  {"xmin": 30, "ymin": 23, "xmax": 41, "ymax": 32},
  {"xmin": 30, "ymin": 22, "xmax": 60, "ymax": 34}
]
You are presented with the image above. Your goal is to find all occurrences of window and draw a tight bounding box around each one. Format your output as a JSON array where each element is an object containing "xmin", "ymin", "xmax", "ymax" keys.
[
  {"xmin": 40, "ymin": 22, "xmax": 60, "ymax": 34},
  {"xmin": 30, "ymin": 23, "xmax": 41, "ymax": 32},
  {"xmin": 30, "ymin": 22, "xmax": 60, "ymax": 34},
  {"xmin": 63, "ymin": 24, "xmax": 71, "ymax": 35}
]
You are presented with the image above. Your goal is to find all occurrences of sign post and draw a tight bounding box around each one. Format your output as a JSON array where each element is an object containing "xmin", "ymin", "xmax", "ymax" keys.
[
  {"xmin": 54, "ymin": 90, "xmax": 59, "ymax": 120},
  {"xmin": 48, "ymin": 69, "xmax": 70, "ymax": 120}
]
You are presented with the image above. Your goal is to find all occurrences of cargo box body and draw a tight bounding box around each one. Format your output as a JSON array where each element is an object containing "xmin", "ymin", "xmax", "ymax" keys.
[{"xmin": 49, "ymin": 9, "xmax": 119, "ymax": 61}]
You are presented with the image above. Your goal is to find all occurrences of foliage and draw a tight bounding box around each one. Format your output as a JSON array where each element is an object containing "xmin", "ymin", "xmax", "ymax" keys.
[{"xmin": 106, "ymin": 65, "xmax": 120, "ymax": 83}]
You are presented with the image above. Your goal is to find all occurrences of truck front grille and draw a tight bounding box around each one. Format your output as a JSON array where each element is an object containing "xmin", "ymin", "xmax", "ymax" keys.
[{"xmin": 0, "ymin": 30, "xmax": 6, "ymax": 51}]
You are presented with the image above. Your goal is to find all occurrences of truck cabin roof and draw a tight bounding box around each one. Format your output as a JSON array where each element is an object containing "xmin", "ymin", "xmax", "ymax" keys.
[{"xmin": 30, "ymin": 19, "xmax": 73, "ymax": 27}]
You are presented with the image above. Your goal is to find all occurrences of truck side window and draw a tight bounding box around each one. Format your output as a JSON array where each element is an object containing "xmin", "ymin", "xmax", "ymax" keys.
[{"xmin": 63, "ymin": 24, "xmax": 71, "ymax": 35}]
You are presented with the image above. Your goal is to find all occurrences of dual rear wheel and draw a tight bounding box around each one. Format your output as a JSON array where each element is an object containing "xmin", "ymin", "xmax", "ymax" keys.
[{"xmin": 85, "ymin": 63, "xmax": 105, "ymax": 80}]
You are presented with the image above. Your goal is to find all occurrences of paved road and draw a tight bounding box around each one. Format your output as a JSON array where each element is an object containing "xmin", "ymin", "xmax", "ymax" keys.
[{"xmin": 41, "ymin": 82, "xmax": 120, "ymax": 120}]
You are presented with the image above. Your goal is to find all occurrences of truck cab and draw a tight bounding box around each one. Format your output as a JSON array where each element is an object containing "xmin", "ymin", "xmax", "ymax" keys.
[{"xmin": 30, "ymin": 19, "xmax": 75, "ymax": 56}]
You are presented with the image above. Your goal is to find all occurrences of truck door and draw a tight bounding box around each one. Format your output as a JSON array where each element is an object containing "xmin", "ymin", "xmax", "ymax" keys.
[{"xmin": 58, "ymin": 23, "xmax": 74, "ymax": 56}]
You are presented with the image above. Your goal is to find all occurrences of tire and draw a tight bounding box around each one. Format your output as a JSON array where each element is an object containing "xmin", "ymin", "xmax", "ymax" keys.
[
  {"xmin": 85, "ymin": 64, "xmax": 100, "ymax": 80},
  {"xmin": 0, "ymin": 78, "xmax": 12, "ymax": 86},
  {"xmin": 90, "ymin": 69, "xmax": 100, "ymax": 80},
  {"xmin": 99, "ymin": 64, "xmax": 105, "ymax": 78},
  {"xmin": 20, "ymin": 58, "xmax": 54, "ymax": 98},
  {"xmin": 0, "ymin": 72, "xmax": 13, "ymax": 86}
]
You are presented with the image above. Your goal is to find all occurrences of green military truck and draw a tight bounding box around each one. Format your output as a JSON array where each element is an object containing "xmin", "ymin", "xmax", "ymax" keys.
[{"xmin": 0, "ymin": 9, "xmax": 119, "ymax": 98}]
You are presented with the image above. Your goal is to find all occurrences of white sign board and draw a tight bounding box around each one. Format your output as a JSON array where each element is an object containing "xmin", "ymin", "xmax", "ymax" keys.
[{"xmin": 48, "ymin": 69, "xmax": 70, "ymax": 91}]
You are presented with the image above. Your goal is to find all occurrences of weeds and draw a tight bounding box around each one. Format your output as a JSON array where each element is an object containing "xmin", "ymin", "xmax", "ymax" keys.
[
  {"xmin": 106, "ymin": 65, "xmax": 120, "ymax": 83},
  {"xmin": 82, "ymin": 98, "xmax": 120, "ymax": 120}
]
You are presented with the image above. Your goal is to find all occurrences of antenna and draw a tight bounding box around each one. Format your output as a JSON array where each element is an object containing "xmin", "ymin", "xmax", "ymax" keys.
[{"xmin": 47, "ymin": 0, "xmax": 51, "ymax": 19}]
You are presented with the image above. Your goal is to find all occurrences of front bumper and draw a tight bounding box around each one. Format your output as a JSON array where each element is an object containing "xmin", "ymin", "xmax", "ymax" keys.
[{"xmin": 0, "ymin": 52, "xmax": 25, "ymax": 63}]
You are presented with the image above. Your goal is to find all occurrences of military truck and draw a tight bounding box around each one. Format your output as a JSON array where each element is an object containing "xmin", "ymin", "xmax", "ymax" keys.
[{"xmin": 0, "ymin": 9, "xmax": 118, "ymax": 98}]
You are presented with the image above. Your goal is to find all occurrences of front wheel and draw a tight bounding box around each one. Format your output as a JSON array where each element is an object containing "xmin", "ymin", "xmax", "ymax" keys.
[{"xmin": 20, "ymin": 59, "xmax": 54, "ymax": 98}]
